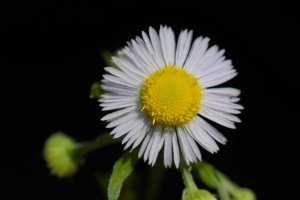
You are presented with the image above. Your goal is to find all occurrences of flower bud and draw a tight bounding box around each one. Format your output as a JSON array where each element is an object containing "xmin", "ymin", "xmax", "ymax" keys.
[
  {"xmin": 232, "ymin": 188, "xmax": 256, "ymax": 200},
  {"xmin": 43, "ymin": 133, "xmax": 79, "ymax": 178},
  {"xmin": 182, "ymin": 189, "xmax": 217, "ymax": 200}
]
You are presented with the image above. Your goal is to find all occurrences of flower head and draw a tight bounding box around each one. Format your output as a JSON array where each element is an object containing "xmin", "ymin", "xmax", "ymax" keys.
[{"xmin": 100, "ymin": 26, "xmax": 243, "ymax": 168}]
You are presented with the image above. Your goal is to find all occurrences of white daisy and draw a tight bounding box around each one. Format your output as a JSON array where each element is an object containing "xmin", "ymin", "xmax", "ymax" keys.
[{"xmin": 100, "ymin": 26, "xmax": 243, "ymax": 168}]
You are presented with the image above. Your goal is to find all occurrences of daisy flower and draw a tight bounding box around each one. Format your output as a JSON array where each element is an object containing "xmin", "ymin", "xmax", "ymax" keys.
[{"xmin": 100, "ymin": 26, "xmax": 243, "ymax": 168}]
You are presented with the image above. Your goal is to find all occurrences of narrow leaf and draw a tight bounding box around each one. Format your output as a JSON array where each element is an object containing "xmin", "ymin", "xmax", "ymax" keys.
[{"xmin": 108, "ymin": 150, "xmax": 139, "ymax": 200}]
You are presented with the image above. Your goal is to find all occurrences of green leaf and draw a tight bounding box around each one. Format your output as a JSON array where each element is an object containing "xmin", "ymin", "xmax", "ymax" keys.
[
  {"xmin": 90, "ymin": 81, "xmax": 105, "ymax": 99},
  {"xmin": 101, "ymin": 49, "xmax": 121, "ymax": 70},
  {"xmin": 108, "ymin": 150, "xmax": 139, "ymax": 200},
  {"xmin": 192, "ymin": 162, "xmax": 219, "ymax": 189}
]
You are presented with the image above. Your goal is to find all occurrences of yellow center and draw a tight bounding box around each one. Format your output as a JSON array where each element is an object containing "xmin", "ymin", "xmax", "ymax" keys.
[{"xmin": 140, "ymin": 65, "xmax": 203, "ymax": 127}]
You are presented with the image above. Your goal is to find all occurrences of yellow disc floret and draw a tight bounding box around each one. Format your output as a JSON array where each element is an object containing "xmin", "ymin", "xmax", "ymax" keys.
[{"xmin": 140, "ymin": 65, "xmax": 203, "ymax": 127}]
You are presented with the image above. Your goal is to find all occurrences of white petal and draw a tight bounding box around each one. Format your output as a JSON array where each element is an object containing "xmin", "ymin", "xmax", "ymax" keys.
[
  {"xmin": 142, "ymin": 31, "xmax": 154, "ymax": 55},
  {"xmin": 201, "ymin": 99, "xmax": 244, "ymax": 110},
  {"xmin": 149, "ymin": 126, "xmax": 163, "ymax": 165},
  {"xmin": 184, "ymin": 120, "xmax": 219, "ymax": 153},
  {"xmin": 142, "ymin": 31, "xmax": 163, "ymax": 69},
  {"xmin": 202, "ymin": 106, "xmax": 241, "ymax": 123},
  {"xmin": 184, "ymin": 37, "xmax": 210, "ymax": 72},
  {"xmin": 198, "ymin": 110, "xmax": 236, "ymax": 129},
  {"xmin": 101, "ymin": 93, "xmax": 134, "ymax": 99},
  {"xmin": 103, "ymin": 74, "xmax": 136, "ymax": 87},
  {"xmin": 230, "ymin": 97, "xmax": 240, "ymax": 102},
  {"xmin": 101, "ymin": 101, "xmax": 136, "ymax": 111},
  {"xmin": 194, "ymin": 48, "xmax": 225, "ymax": 76},
  {"xmin": 101, "ymin": 80, "xmax": 138, "ymax": 91},
  {"xmin": 196, "ymin": 117, "xmax": 227, "ymax": 144},
  {"xmin": 175, "ymin": 30, "xmax": 193, "ymax": 67},
  {"xmin": 186, "ymin": 132, "xmax": 202, "ymax": 161},
  {"xmin": 200, "ymin": 59, "xmax": 232, "ymax": 78},
  {"xmin": 149, "ymin": 26, "xmax": 165, "ymax": 67},
  {"xmin": 201, "ymin": 72, "xmax": 237, "ymax": 88},
  {"xmin": 191, "ymin": 45, "xmax": 219, "ymax": 73},
  {"xmin": 167, "ymin": 27, "xmax": 176, "ymax": 65},
  {"xmin": 106, "ymin": 111, "xmax": 138, "ymax": 128},
  {"xmin": 101, "ymin": 85, "xmax": 137, "ymax": 96},
  {"xmin": 201, "ymin": 104, "xmax": 241, "ymax": 114},
  {"xmin": 202, "ymin": 93, "xmax": 238, "ymax": 103},
  {"xmin": 131, "ymin": 122, "xmax": 151, "ymax": 150},
  {"xmin": 163, "ymin": 128, "xmax": 173, "ymax": 168},
  {"xmin": 126, "ymin": 42, "xmax": 151, "ymax": 73},
  {"xmin": 100, "ymin": 99, "xmax": 137, "ymax": 107},
  {"xmin": 131, "ymin": 39, "xmax": 158, "ymax": 72},
  {"xmin": 122, "ymin": 119, "xmax": 145, "ymax": 144},
  {"xmin": 104, "ymin": 67, "xmax": 140, "ymax": 85},
  {"xmin": 200, "ymin": 69, "xmax": 236, "ymax": 86},
  {"xmin": 101, "ymin": 106, "xmax": 136, "ymax": 121},
  {"xmin": 112, "ymin": 56, "xmax": 145, "ymax": 78},
  {"xmin": 99, "ymin": 96, "xmax": 136, "ymax": 103},
  {"xmin": 136, "ymin": 37, "xmax": 160, "ymax": 71},
  {"xmin": 172, "ymin": 131, "xmax": 180, "ymax": 168},
  {"xmin": 151, "ymin": 136, "xmax": 164, "ymax": 166},
  {"xmin": 138, "ymin": 129, "xmax": 152, "ymax": 158},
  {"xmin": 143, "ymin": 128, "xmax": 156, "ymax": 161},
  {"xmin": 119, "ymin": 47, "xmax": 151, "ymax": 75},
  {"xmin": 123, "ymin": 121, "xmax": 148, "ymax": 150},
  {"xmin": 177, "ymin": 127, "xmax": 193, "ymax": 164},
  {"xmin": 203, "ymin": 87, "xmax": 241, "ymax": 96},
  {"xmin": 111, "ymin": 117, "xmax": 141, "ymax": 138},
  {"xmin": 178, "ymin": 127, "xmax": 197, "ymax": 162}
]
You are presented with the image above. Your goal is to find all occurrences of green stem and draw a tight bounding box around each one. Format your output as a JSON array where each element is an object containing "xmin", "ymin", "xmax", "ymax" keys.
[
  {"xmin": 180, "ymin": 163, "xmax": 198, "ymax": 191},
  {"xmin": 216, "ymin": 181, "xmax": 230, "ymax": 200},
  {"xmin": 217, "ymin": 172, "xmax": 240, "ymax": 195},
  {"xmin": 72, "ymin": 133, "xmax": 123, "ymax": 159}
]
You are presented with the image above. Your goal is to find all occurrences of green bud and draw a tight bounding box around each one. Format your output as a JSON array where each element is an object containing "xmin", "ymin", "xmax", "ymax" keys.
[
  {"xmin": 232, "ymin": 188, "xmax": 256, "ymax": 200},
  {"xmin": 43, "ymin": 133, "xmax": 80, "ymax": 178},
  {"xmin": 90, "ymin": 81, "xmax": 105, "ymax": 99},
  {"xmin": 182, "ymin": 189, "xmax": 217, "ymax": 200}
]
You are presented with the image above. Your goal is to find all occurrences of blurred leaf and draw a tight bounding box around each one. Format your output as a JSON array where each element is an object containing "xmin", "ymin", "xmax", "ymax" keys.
[
  {"xmin": 89, "ymin": 81, "xmax": 105, "ymax": 99},
  {"xmin": 231, "ymin": 188, "xmax": 256, "ymax": 200},
  {"xmin": 192, "ymin": 162, "xmax": 256, "ymax": 200},
  {"xmin": 217, "ymin": 172, "xmax": 256, "ymax": 200},
  {"xmin": 182, "ymin": 189, "xmax": 217, "ymax": 200},
  {"xmin": 101, "ymin": 49, "xmax": 121, "ymax": 70},
  {"xmin": 108, "ymin": 150, "xmax": 139, "ymax": 200},
  {"xmin": 192, "ymin": 162, "xmax": 219, "ymax": 189}
]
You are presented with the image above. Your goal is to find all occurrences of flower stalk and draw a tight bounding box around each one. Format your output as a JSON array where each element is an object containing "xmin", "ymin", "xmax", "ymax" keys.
[{"xmin": 180, "ymin": 162, "xmax": 198, "ymax": 191}]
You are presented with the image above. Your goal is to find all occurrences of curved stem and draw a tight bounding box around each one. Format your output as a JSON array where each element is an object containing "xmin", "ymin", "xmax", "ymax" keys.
[
  {"xmin": 180, "ymin": 162, "xmax": 198, "ymax": 191},
  {"xmin": 72, "ymin": 133, "xmax": 123, "ymax": 159}
]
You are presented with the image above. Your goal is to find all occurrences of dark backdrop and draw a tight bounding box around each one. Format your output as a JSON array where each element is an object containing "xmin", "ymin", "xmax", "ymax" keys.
[{"xmin": 1, "ymin": 1, "xmax": 297, "ymax": 199}]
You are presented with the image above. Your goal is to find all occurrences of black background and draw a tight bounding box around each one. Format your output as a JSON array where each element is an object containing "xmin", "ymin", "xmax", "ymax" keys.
[{"xmin": 1, "ymin": 1, "xmax": 298, "ymax": 199}]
